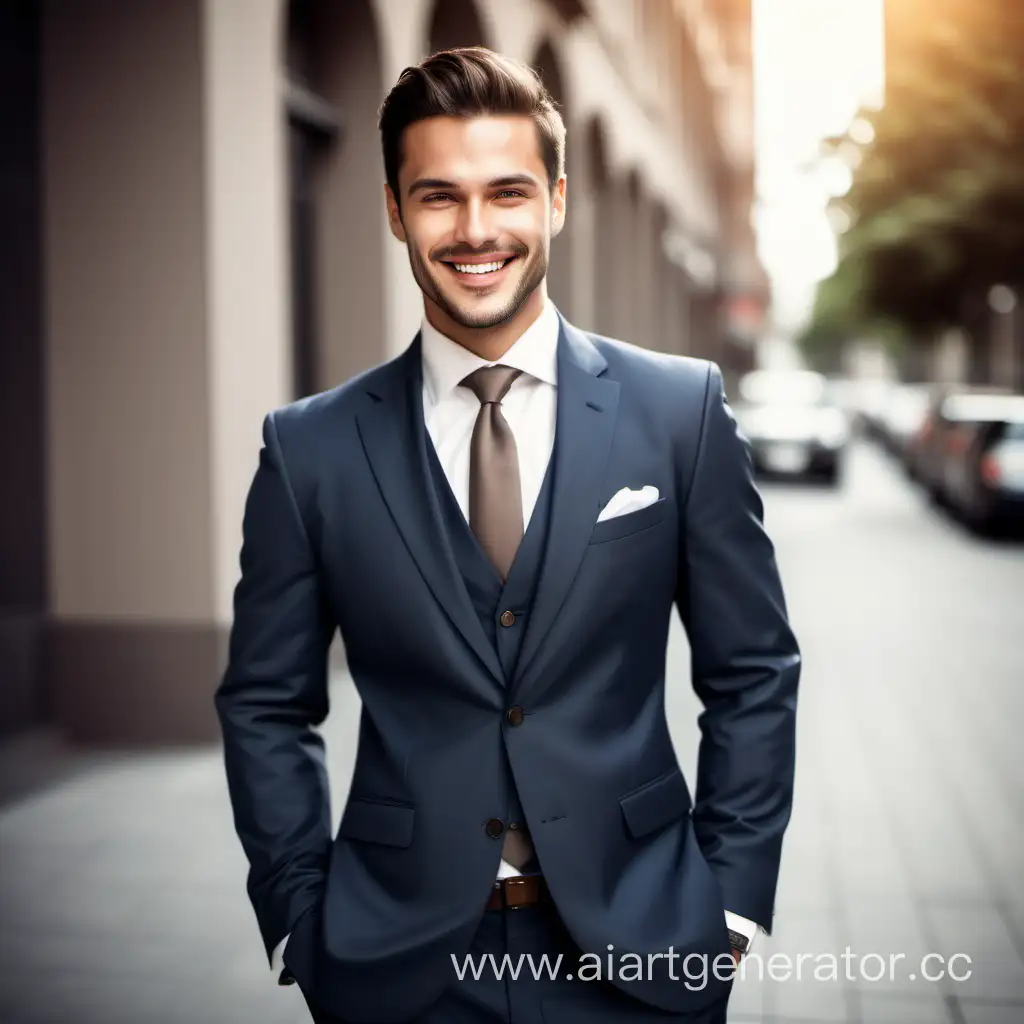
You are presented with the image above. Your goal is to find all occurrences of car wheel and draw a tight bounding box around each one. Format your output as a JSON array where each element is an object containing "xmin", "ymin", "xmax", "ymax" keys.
[
  {"xmin": 963, "ymin": 498, "xmax": 994, "ymax": 537},
  {"xmin": 819, "ymin": 463, "xmax": 840, "ymax": 487}
]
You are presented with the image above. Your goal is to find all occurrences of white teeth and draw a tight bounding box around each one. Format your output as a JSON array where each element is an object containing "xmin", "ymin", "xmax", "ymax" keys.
[{"xmin": 453, "ymin": 260, "xmax": 506, "ymax": 274}]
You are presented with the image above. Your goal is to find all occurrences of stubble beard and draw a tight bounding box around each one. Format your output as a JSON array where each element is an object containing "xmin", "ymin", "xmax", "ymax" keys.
[{"xmin": 410, "ymin": 244, "xmax": 548, "ymax": 330}]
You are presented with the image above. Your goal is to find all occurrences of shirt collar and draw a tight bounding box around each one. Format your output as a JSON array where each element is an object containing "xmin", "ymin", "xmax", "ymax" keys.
[{"xmin": 420, "ymin": 299, "xmax": 559, "ymax": 405}]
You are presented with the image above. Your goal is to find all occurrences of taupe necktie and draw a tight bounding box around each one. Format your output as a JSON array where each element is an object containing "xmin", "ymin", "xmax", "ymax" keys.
[
  {"xmin": 460, "ymin": 365, "xmax": 526, "ymax": 582},
  {"xmin": 459, "ymin": 363, "xmax": 535, "ymax": 870}
]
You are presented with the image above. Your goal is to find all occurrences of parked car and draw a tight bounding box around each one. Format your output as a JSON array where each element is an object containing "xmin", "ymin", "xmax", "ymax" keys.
[
  {"xmin": 733, "ymin": 370, "xmax": 850, "ymax": 485},
  {"xmin": 938, "ymin": 394, "xmax": 1024, "ymax": 534},
  {"xmin": 877, "ymin": 383, "xmax": 936, "ymax": 464},
  {"xmin": 846, "ymin": 377, "xmax": 896, "ymax": 441},
  {"xmin": 906, "ymin": 385, "xmax": 1012, "ymax": 492}
]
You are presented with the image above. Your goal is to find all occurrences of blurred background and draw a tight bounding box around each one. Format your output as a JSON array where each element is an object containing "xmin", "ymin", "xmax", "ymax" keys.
[{"xmin": 0, "ymin": 1, "xmax": 1022, "ymax": 1022}]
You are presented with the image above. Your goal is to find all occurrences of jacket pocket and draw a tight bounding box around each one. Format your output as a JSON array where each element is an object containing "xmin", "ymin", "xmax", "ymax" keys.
[
  {"xmin": 588, "ymin": 497, "xmax": 668, "ymax": 545},
  {"xmin": 338, "ymin": 797, "xmax": 415, "ymax": 847},
  {"xmin": 619, "ymin": 766, "xmax": 691, "ymax": 838}
]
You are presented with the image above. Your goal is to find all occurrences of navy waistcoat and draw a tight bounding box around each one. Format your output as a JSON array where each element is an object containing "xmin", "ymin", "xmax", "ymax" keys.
[{"xmin": 423, "ymin": 428, "xmax": 555, "ymax": 866}]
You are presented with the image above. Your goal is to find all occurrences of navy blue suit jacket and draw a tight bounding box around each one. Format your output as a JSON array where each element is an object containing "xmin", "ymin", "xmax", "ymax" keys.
[{"xmin": 214, "ymin": 314, "xmax": 800, "ymax": 1021}]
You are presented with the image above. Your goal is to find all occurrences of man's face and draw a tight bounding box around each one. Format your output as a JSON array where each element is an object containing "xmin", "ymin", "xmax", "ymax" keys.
[{"xmin": 386, "ymin": 115, "xmax": 566, "ymax": 330}]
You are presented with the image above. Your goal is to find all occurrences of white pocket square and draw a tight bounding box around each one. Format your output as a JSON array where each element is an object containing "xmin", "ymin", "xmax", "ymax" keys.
[{"xmin": 596, "ymin": 485, "xmax": 660, "ymax": 523}]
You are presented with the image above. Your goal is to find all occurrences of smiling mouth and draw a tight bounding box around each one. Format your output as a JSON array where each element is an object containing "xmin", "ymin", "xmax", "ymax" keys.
[{"xmin": 441, "ymin": 256, "xmax": 518, "ymax": 282}]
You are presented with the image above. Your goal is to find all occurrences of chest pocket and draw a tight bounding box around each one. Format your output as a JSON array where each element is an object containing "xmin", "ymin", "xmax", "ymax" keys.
[{"xmin": 588, "ymin": 496, "xmax": 668, "ymax": 545}]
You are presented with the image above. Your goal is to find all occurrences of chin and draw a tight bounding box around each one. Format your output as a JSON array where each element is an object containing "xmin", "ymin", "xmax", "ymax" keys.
[
  {"xmin": 435, "ymin": 287, "xmax": 518, "ymax": 327},
  {"xmin": 447, "ymin": 303, "xmax": 518, "ymax": 330}
]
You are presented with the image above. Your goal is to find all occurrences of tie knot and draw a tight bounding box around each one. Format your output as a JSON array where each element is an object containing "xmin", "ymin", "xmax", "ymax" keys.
[{"xmin": 460, "ymin": 364, "xmax": 523, "ymax": 405}]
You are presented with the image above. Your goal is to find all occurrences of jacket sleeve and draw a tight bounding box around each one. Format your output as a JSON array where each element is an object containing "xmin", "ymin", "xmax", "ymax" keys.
[
  {"xmin": 214, "ymin": 409, "xmax": 335, "ymax": 964},
  {"xmin": 675, "ymin": 362, "xmax": 801, "ymax": 935}
]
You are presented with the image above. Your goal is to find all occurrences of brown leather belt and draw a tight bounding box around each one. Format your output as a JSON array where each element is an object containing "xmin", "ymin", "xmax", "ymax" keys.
[{"xmin": 486, "ymin": 874, "xmax": 549, "ymax": 911}]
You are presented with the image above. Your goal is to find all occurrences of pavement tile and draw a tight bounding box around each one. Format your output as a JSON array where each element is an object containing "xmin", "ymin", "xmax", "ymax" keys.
[
  {"xmin": 953, "ymin": 998, "xmax": 1024, "ymax": 1024},
  {"xmin": 725, "ymin": 963, "xmax": 771, "ymax": 1021},
  {"xmin": 0, "ymin": 969, "xmax": 308, "ymax": 1024},
  {"xmin": 745, "ymin": 909, "xmax": 854, "ymax": 1022},
  {"xmin": 856, "ymin": 990, "xmax": 953, "ymax": 1023},
  {"xmin": 922, "ymin": 903, "xmax": 1024, "ymax": 1004},
  {"xmin": 838, "ymin": 890, "xmax": 938, "ymax": 1000}
]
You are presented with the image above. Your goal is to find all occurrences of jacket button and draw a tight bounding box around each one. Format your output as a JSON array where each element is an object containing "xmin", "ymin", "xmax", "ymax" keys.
[
  {"xmin": 499, "ymin": 610, "xmax": 516, "ymax": 627},
  {"xmin": 484, "ymin": 817, "xmax": 505, "ymax": 838},
  {"xmin": 506, "ymin": 705, "xmax": 524, "ymax": 726}
]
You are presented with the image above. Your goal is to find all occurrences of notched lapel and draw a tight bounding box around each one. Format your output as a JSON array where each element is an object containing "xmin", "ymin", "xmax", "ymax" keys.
[
  {"xmin": 513, "ymin": 319, "xmax": 620, "ymax": 693},
  {"xmin": 355, "ymin": 339, "xmax": 505, "ymax": 691}
]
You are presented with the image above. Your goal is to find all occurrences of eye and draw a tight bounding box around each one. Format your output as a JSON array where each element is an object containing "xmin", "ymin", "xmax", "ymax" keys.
[
  {"xmin": 422, "ymin": 192, "xmax": 456, "ymax": 203},
  {"xmin": 495, "ymin": 189, "xmax": 526, "ymax": 200}
]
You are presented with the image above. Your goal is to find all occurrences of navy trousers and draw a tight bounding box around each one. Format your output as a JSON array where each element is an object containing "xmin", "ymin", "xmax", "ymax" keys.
[{"xmin": 300, "ymin": 897, "xmax": 734, "ymax": 1024}]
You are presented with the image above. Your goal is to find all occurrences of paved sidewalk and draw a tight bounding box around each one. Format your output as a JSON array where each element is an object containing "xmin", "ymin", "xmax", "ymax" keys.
[
  {"xmin": 1, "ymin": 446, "xmax": 1022, "ymax": 1023},
  {"xmin": 0, "ymin": 685, "xmax": 358, "ymax": 1024}
]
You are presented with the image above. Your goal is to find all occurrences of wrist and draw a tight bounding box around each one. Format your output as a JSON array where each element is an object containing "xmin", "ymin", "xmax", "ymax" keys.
[{"xmin": 723, "ymin": 909, "xmax": 760, "ymax": 955}]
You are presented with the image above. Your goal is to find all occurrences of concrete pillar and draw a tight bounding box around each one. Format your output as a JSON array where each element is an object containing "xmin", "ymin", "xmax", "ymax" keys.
[
  {"xmin": 567, "ymin": 146, "xmax": 597, "ymax": 332},
  {"xmin": 676, "ymin": 273, "xmax": 693, "ymax": 356},
  {"xmin": 547, "ymin": 198, "xmax": 574, "ymax": 318},
  {"xmin": 41, "ymin": 0, "xmax": 292, "ymax": 743},
  {"xmin": 529, "ymin": 40, "xmax": 573, "ymax": 320},
  {"xmin": 608, "ymin": 177, "xmax": 635, "ymax": 341},
  {"xmin": 655, "ymin": 257, "xmax": 676, "ymax": 355},
  {"xmin": 594, "ymin": 180, "xmax": 621, "ymax": 339},
  {"xmin": 582, "ymin": 118, "xmax": 610, "ymax": 336},
  {"xmin": 632, "ymin": 187, "xmax": 656, "ymax": 351}
]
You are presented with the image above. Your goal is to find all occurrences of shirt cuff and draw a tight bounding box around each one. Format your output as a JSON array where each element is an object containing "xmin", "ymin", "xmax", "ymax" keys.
[
  {"xmin": 724, "ymin": 910, "xmax": 762, "ymax": 952},
  {"xmin": 271, "ymin": 933, "xmax": 290, "ymax": 975}
]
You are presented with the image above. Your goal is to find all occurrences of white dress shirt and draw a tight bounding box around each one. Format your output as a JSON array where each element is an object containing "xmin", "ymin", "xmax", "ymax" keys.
[{"xmin": 271, "ymin": 300, "xmax": 758, "ymax": 977}]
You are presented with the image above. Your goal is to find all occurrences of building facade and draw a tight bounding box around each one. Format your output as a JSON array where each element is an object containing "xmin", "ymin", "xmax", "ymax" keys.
[{"xmin": 1, "ymin": 0, "xmax": 766, "ymax": 743}]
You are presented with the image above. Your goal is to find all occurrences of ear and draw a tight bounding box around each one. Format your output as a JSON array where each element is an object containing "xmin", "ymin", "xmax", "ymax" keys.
[
  {"xmin": 385, "ymin": 183, "xmax": 406, "ymax": 243},
  {"xmin": 550, "ymin": 175, "xmax": 567, "ymax": 239}
]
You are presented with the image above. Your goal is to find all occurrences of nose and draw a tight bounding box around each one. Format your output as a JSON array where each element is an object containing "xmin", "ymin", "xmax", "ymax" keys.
[{"xmin": 454, "ymin": 196, "xmax": 492, "ymax": 249}]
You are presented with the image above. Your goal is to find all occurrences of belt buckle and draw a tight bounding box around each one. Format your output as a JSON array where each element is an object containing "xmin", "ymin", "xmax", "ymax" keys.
[{"xmin": 504, "ymin": 875, "xmax": 528, "ymax": 911}]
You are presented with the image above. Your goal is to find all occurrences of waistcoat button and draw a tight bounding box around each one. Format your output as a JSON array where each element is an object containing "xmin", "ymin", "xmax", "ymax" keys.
[{"xmin": 499, "ymin": 610, "xmax": 516, "ymax": 627}]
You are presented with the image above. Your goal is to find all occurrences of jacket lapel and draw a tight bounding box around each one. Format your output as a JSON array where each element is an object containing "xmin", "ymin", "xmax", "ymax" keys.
[
  {"xmin": 512, "ymin": 316, "xmax": 620, "ymax": 695},
  {"xmin": 355, "ymin": 337, "xmax": 506, "ymax": 692}
]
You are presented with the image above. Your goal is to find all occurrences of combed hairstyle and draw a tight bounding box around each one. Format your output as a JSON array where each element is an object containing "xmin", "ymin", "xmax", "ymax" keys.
[{"xmin": 378, "ymin": 47, "xmax": 565, "ymax": 205}]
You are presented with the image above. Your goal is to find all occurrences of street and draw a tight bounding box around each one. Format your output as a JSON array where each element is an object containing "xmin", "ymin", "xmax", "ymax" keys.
[{"xmin": 1, "ymin": 439, "xmax": 1022, "ymax": 1024}]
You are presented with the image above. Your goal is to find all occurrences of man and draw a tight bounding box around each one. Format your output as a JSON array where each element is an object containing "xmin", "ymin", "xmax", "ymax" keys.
[{"xmin": 215, "ymin": 47, "xmax": 799, "ymax": 1024}]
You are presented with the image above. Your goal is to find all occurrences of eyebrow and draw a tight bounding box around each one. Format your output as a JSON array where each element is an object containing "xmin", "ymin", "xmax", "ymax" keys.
[{"xmin": 407, "ymin": 174, "xmax": 541, "ymax": 195}]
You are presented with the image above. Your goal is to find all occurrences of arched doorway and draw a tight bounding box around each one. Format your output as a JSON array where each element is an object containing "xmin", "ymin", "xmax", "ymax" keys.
[
  {"xmin": 284, "ymin": 0, "xmax": 385, "ymax": 395},
  {"xmin": 427, "ymin": 0, "xmax": 489, "ymax": 52},
  {"xmin": 530, "ymin": 39, "xmax": 572, "ymax": 319}
]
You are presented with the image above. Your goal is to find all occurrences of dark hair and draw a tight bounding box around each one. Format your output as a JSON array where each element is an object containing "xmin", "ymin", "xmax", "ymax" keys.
[{"xmin": 378, "ymin": 47, "xmax": 565, "ymax": 203}]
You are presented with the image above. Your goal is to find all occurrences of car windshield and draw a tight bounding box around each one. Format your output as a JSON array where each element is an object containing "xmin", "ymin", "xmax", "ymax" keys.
[{"xmin": 944, "ymin": 394, "xmax": 1024, "ymax": 423}]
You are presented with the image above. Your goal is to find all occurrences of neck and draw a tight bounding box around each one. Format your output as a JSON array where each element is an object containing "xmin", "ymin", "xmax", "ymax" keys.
[{"xmin": 425, "ymin": 286, "xmax": 547, "ymax": 362}]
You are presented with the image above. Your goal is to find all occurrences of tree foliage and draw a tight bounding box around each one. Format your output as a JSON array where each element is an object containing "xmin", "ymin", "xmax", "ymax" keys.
[{"xmin": 800, "ymin": 0, "xmax": 1024, "ymax": 355}]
